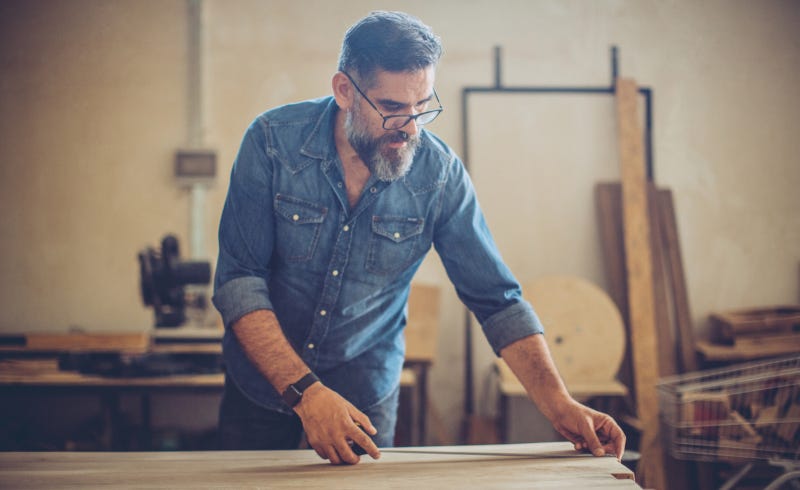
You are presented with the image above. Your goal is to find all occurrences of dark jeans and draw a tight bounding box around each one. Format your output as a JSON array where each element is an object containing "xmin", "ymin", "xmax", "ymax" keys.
[{"xmin": 218, "ymin": 377, "xmax": 399, "ymax": 450}]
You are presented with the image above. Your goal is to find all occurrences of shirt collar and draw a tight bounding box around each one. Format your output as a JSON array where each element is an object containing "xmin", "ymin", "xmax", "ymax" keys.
[{"xmin": 299, "ymin": 97, "xmax": 339, "ymax": 162}]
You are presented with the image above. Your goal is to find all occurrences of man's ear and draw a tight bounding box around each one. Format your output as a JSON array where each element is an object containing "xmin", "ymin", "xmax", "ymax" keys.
[{"xmin": 332, "ymin": 71, "xmax": 354, "ymax": 110}]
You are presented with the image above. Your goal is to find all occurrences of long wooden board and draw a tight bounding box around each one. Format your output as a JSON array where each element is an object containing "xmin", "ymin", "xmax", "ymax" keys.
[
  {"xmin": 657, "ymin": 189, "xmax": 699, "ymax": 372},
  {"xmin": 0, "ymin": 442, "xmax": 641, "ymax": 489},
  {"xmin": 616, "ymin": 78, "xmax": 667, "ymax": 490},
  {"xmin": 648, "ymin": 183, "xmax": 678, "ymax": 378},
  {"xmin": 0, "ymin": 332, "xmax": 150, "ymax": 353}
]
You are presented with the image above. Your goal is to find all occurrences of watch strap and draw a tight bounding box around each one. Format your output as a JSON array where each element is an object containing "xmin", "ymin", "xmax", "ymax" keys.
[{"xmin": 281, "ymin": 372, "xmax": 319, "ymax": 408}]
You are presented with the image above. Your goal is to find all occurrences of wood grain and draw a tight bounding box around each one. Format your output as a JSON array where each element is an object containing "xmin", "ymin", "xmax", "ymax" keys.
[
  {"xmin": 615, "ymin": 77, "xmax": 666, "ymax": 490},
  {"xmin": 0, "ymin": 442, "xmax": 641, "ymax": 489},
  {"xmin": 657, "ymin": 189, "xmax": 698, "ymax": 372},
  {"xmin": 405, "ymin": 283, "xmax": 440, "ymax": 363},
  {"xmin": 521, "ymin": 275, "xmax": 627, "ymax": 387},
  {"xmin": 0, "ymin": 332, "xmax": 150, "ymax": 353},
  {"xmin": 0, "ymin": 358, "xmax": 224, "ymax": 388}
]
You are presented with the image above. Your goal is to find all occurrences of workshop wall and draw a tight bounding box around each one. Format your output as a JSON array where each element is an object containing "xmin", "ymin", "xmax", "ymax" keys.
[{"xmin": 1, "ymin": 0, "xmax": 798, "ymax": 444}]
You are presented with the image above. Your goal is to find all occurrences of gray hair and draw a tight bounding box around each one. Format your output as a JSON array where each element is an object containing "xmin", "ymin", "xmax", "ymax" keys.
[{"xmin": 337, "ymin": 11, "xmax": 443, "ymax": 88}]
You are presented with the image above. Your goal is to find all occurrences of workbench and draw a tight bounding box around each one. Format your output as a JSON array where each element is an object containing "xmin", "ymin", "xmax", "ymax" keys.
[
  {"xmin": 0, "ymin": 442, "xmax": 640, "ymax": 489},
  {"xmin": 0, "ymin": 312, "xmax": 436, "ymax": 450},
  {"xmin": 0, "ymin": 356, "xmax": 224, "ymax": 450}
]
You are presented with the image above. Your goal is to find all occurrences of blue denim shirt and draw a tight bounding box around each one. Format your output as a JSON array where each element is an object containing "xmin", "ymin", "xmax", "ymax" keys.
[{"xmin": 213, "ymin": 96, "xmax": 544, "ymax": 414}]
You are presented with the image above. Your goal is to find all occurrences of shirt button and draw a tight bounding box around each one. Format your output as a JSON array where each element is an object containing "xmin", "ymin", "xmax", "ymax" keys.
[
  {"xmin": 370, "ymin": 187, "xmax": 377, "ymax": 193},
  {"xmin": 343, "ymin": 225, "xmax": 350, "ymax": 232},
  {"xmin": 337, "ymin": 182, "xmax": 343, "ymax": 188},
  {"xmin": 332, "ymin": 270, "xmax": 339, "ymax": 277},
  {"xmin": 393, "ymin": 232, "xmax": 401, "ymax": 239},
  {"xmin": 308, "ymin": 343, "xmax": 315, "ymax": 349},
  {"xmin": 292, "ymin": 214, "xmax": 300, "ymax": 221},
  {"xmin": 319, "ymin": 310, "xmax": 327, "ymax": 316}
]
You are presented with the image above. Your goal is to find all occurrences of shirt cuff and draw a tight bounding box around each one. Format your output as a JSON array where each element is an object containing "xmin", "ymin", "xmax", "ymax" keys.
[
  {"xmin": 212, "ymin": 276, "xmax": 274, "ymax": 329},
  {"xmin": 481, "ymin": 300, "xmax": 545, "ymax": 355}
]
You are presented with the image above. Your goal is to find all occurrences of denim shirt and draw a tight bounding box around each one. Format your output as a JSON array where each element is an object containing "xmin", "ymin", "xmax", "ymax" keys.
[{"xmin": 213, "ymin": 96, "xmax": 544, "ymax": 414}]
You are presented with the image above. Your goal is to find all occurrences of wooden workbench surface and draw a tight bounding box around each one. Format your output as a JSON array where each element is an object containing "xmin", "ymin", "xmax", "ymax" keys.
[
  {"xmin": 0, "ymin": 442, "xmax": 639, "ymax": 489},
  {"xmin": 0, "ymin": 358, "xmax": 224, "ymax": 388}
]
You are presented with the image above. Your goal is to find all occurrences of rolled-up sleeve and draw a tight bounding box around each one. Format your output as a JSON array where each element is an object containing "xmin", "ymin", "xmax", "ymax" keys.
[
  {"xmin": 213, "ymin": 276, "xmax": 274, "ymax": 329},
  {"xmin": 481, "ymin": 301, "xmax": 544, "ymax": 354},
  {"xmin": 212, "ymin": 118, "xmax": 276, "ymax": 329},
  {"xmin": 433, "ymin": 154, "xmax": 545, "ymax": 355}
]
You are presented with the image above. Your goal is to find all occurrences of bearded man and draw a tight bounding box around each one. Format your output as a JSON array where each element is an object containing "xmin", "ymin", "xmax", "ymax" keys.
[{"xmin": 213, "ymin": 10, "xmax": 625, "ymax": 465}]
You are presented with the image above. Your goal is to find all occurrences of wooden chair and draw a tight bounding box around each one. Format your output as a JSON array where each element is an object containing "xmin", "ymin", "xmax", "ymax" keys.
[{"xmin": 399, "ymin": 283, "xmax": 441, "ymax": 446}]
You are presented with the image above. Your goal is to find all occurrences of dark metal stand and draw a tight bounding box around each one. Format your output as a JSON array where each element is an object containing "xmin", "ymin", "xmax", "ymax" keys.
[{"xmin": 459, "ymin": 46, "xmax": 655, "ymax": 440}]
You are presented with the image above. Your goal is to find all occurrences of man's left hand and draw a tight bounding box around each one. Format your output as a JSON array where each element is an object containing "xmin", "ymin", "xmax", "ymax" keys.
[{"xmin": 551, "ymin": 400, "xmax": 626, "ymax": 460}]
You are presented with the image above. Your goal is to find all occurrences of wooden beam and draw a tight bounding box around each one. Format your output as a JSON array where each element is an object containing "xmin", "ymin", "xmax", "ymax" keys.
[
  {"xmin": 648, "ymin": 183, "xmax": 678, "ymax": 378},
  {"xmin": 615, "ymin": 77, "xmax": 667, "ymax": 490},
  {"xmin": 657, "ymin": 189, "xmax": 699, "ymax": 372}
]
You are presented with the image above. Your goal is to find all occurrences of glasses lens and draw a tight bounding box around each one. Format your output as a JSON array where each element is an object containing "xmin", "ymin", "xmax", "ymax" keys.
[
  {"xmin": 384, "ymin": 116, "xmax": 412, "ymax": 130},
  {"xmin": 416, "ymin": 110, "xmax": 440, "ymax": 126},
  {"xmin": 383, "ymin": 110, "xmax": 441, "ymax": 130}
]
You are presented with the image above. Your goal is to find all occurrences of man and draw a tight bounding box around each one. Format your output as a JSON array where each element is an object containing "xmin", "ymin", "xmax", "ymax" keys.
[{"xmin": 213, "ymin": 10, "xmax": 625, "ymax": 465}]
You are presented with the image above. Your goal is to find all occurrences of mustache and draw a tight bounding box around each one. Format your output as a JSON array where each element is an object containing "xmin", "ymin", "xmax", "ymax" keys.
[{"xmin": 385, "ymin": 131, "xmax": 412, "ymax": 144}]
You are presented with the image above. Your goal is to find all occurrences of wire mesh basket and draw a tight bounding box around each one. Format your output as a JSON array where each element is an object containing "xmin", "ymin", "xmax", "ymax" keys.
[{"xmin": 657, "ymin": 354, "xmax": 800, "ymax": 463}]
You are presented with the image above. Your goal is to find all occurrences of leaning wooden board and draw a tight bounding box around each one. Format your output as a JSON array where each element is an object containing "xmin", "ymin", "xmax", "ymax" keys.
[
  {"xmin": 615, "ymin": 78, "xmax": 666, "ymax": 490},
  {"xmin": 0, "ymin": 442, "xmax": 641, "ymax": 489}
]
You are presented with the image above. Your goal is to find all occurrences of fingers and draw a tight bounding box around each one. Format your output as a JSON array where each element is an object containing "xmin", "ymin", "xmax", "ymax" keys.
[
  {"xmin": 559, "ymin": 410, "xmax": 627, "ymax": 461},
  {"xmin": 351, "ymin": 410, "xmax": 378, "ymax": 436},
  {"xmin": 318, "ymin": 423, "xmax": 378, "ymax": 466},
  {"xmin": 334, "ymin": 438, "xmax": 360, "ymax": 465},
  {"xmin": 349, "ymin": 425, "xmax": 380, "ymax": 460},
  {"xmin": 605, "ymin": 421, "xmax": 626, "ymax": 460},
  {"xmin": 310, "ymin": 429, "xmax": 364, "ymax": 465},
  {"xmin": 590, "ymin": 414, "xmax": 626, "ymax": 460},
  {"xmin": 578, "ymin": 415, "xmax": 606, "ymax": 457},
  {"xmin": 293, "ymin": 384, "xmax": 385, "ymax": 465},
  {"xmin": 349, "ymin": 407, "xmax": 380, "ymax": 460}
]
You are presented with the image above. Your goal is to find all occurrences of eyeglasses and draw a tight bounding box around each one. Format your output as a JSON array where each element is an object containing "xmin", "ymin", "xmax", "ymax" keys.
[{"xmin": 343, "ymin": 71, "xmax": 443, "ymax": 130}]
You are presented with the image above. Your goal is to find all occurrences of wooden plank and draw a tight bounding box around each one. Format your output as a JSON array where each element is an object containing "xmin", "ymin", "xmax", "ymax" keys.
[
  {"xmin": 0, "ymin": 358, "xmax": 224, "ymax": 388},
  {"xmin": 657, "ymin": 189, "xmax": 699, "ymax": 372},
  {"xmin": 709, "ymin": 306, "xmax": 800, "ymax": 342},
  {"xmin": 595, "ymin": 183, "xmax": 635, "ymax": 401},
  {"xmin": 648, "ymin": 183, "xmax": 678, "ymax": 378},
  {"xmin": 696, "ymin": 336, "xmax": 800, "ymax": 362},
  {"xmin": 405, "ymin": 282, "xmax": 441, "ymax": 363},
  {"xmin": 616, "ymin": 77, "xmax": 667, "ymax": 490},
  {"xmin": 0, "ymin": 332, "xmax": 150, "ymax": 353},
  {"xmin": 595, "ymin": 182, "xmax": 629, "ymax": 321},
  {"xmin": 0, "ymin": 442, "xmax": 642, "ymax": 489}
]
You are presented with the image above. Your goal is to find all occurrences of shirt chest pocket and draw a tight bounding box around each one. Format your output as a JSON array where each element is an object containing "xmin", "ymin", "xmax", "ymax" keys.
[
  {"xmin": 366, "ymin": 216, "xmax": 425, "ymax": 275},
  {"xmin": 274, "ymin": 194, "xmax": 327, "ymax": 262}
]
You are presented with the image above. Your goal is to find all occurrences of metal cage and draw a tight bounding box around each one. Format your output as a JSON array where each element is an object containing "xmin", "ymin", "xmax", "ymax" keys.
[{"xmin": 657, "ymin": 354, "xmax": 800, "ymax": 489}]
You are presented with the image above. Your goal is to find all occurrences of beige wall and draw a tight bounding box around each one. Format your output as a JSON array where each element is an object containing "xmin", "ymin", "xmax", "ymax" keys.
[{"xmin": 2, "ymin": 0, "xmax": 799, "ymax": 442}]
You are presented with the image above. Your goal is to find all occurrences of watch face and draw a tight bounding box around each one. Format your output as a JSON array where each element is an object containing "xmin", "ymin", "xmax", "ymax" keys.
[
  {"xmin": 283, "ymin": 385, "xmax": 303, "ymax": 407},
  {"xmin": 282, "ymin": 373, "xmax": 319, "ymax": 407}
]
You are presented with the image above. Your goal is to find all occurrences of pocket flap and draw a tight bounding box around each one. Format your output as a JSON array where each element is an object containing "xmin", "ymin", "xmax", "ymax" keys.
[
  {"xmin": 371, "ymin": 216, "xmax": 424, "ymax": 243},
  {"xmin": 275, "ymin": 194, "xmax": 327, "ymax": 225}
]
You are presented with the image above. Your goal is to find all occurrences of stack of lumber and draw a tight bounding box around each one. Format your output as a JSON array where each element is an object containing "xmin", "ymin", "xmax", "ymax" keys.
[
  {"xmin": 711, "ymin": 306, "xmax": 800, "ymax": 347},
  {"xmin": 697, "ymin": 306, "xmax": 800, "ymax": 362}
]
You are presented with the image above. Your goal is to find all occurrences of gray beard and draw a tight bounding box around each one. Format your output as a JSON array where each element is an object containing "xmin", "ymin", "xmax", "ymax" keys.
[{"xmin": 344, "ymin": 107, "xmax": 420, "ymax": 182}]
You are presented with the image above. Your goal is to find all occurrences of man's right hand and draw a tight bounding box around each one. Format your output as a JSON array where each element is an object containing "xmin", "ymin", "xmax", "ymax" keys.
[{"xmin": 293, "ymin": 382, "xmax": 380, "ymax": 465}]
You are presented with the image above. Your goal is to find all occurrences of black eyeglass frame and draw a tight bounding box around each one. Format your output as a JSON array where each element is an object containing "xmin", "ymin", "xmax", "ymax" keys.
[{"xmin": 343, "ymin": 71, "xmax": 443, "ymax": 130}]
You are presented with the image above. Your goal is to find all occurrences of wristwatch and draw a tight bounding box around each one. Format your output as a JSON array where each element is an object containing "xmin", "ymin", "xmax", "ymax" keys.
[{"xmin": 281, "ymin": 372, "xmax": 320, "ymax": 408}]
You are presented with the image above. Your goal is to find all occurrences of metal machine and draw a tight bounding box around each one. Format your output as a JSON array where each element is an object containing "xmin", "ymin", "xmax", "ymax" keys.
[{"xmin": 138, "ymin": 234, "xmax": 211, "ymax": 328}]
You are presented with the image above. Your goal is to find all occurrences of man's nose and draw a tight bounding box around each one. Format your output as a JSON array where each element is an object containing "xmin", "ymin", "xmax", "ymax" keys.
[{"xmin": 403, "ymin": 118, "xmax": 420, "ymax": 136}]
